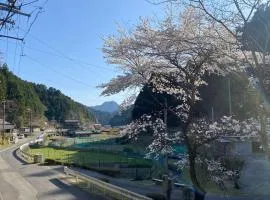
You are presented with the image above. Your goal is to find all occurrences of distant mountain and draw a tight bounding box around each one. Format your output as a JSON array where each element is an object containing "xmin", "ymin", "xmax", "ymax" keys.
[
  {"xmin": 88, "ymin": 108, "xmax": 113, "ymax": 125},
  {"xmin": 89, "ymin": 102, "xmax": 133, "ymax": 126},
  {"xmin": 109, "ymin": 106, "xmax": 133, "ymax": 126},
  {"xmin": 91, "ymin": 101, "xmax": 119, "ymax": 113}
]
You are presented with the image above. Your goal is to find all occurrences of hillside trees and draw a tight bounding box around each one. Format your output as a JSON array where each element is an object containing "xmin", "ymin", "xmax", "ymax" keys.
[
  {"xmin": 100, "ymin": 8, "xmax": 260, "ymax": 198},
  {"xmin": 0, "ymin": 64, "xmax": 46, "ymax": 127},
  {"xmin": 33, "ymin": 84, "xmax": 95, "ymax": 123},
  {"xmin": 0, "ymin": 65, "xmax": 95, "ymax": 128}
]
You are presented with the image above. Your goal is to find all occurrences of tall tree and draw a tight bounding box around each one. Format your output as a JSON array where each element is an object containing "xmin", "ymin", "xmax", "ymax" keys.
[{"xmin": 100, "ymin": 9, "xmax": 259, "ymax": 198}]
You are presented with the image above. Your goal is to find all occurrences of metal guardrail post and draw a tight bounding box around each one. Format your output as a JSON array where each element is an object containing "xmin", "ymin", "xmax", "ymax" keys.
[{"xmin": 63, "ymin": 167, "xmax": 152, "ymax": 200}]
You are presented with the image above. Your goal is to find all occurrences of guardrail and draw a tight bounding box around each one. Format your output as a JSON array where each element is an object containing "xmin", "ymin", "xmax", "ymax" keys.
[
  {"xmin": 64, "ymin": 167, "xmax": 152, "ymax": 200},
  {"xmin": 18, "ymin": 142, "xmax": 34, "ymax": 163}
]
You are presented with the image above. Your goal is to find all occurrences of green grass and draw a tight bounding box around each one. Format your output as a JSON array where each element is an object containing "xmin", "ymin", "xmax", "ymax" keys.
[
  {"xmin": 0, "ymin": 143, "xmax": 9, "ymax": 150},
  {"xmin": 29, "ymin": 147, "xmax": 152, "ymax": 168}
]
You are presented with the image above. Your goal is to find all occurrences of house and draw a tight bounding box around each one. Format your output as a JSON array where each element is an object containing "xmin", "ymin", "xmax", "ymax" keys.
[
  {"xmin": 63, "ymin": 120, "xmax": 80, "ymax": 131},
  {"xmin": 214, "ymin": 136, "xmax": 260, "ymax": 158},
  {"xmin": 56, "ymin": 128, "xmax": 69, "ymax": 136},
  {"xmin": 32, "ymin": 126, "xmax": 41, "ymax": 132},
  {"xmin": 20, "ymin": 127, "xmax": 31, "ymax": 133},
  {"xmin": 0, "ymin": 119, "xmax": 15, "ymax": 133},
  {"xmin": 93, "ymin": 123, "xmax": 102, "ymax": 130},
  {"xmin": 104, "ymin": 125, "xmax": 112, "ymax": 129},
  {"xmin": 74, "ymin": 130, "xmax": 93, "ymax": 137}
]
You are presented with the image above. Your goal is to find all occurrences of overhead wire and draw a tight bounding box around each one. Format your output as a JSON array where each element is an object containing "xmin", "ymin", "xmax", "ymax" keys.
[
  {"xmin": 21, "ymin": 0, "xmax": 39, "ymax": 7},
  {"xmin": 0, "ymin": 0, "xmax": 118, "ymax": 89},
  {"xmin": 19, "ymin": 26, "xmax": 117, "ymax": 72},
  {"xmin": 17, "ymin": 40, "xmax": 25, "ymax": 75},
  {"xmin": 25, "ymin": 55, "xmax": 97, "ymax": 88},
  {"xmin": 4, "ymin": 36, "xmax": 114, "ymax": 80},
  {"xmin": 13, "ymin": 12, "xmax": 20, "ymax": 70},
  {"xmin": 23, "ymin": 0, "xmax": 48, "ymax": 39}
]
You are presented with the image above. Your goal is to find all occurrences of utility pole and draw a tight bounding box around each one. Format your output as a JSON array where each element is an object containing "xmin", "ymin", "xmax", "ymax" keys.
[
  {"xmin": 2, "ymin": 100, "xmax": 6, "ymax": 133},
  {"xmin": 26, "ymin": 108, "xmax": 32, "ymax": 133},
  {"xmin": 29, "ymin": 108, "xmax": 32, "ymax": 133},
  {"xmin": 164, "ymin": 97, "xmax": 168, "ymax": 174},
  {"xmin": 228, "ymin": 78, "xmax": 232, "ymax": 116},
  {"xmin": 211, "ymin": 106, "xmax": 214, "ymax": 121},
  {"xmin": 30, "ymin": 109, "xmax": 32, "ymax": 133},
  {"xmin": 0, "ymin": 0, "xmax": 31, "ymax": 40}
]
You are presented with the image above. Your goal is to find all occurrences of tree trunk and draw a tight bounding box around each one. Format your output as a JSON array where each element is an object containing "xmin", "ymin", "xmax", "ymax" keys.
[
  {"xmin": 189, "ymin": 154, "xmax": 206, "ymax": 200},
  {"xmin": 260, "ymin": 114, "xmax": 269, "ymax": 156}
]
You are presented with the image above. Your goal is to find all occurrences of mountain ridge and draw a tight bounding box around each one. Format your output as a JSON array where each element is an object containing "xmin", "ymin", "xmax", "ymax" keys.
[{"xmin": 91, "ymin": 101, "xmax": 119, "ymax": 113}]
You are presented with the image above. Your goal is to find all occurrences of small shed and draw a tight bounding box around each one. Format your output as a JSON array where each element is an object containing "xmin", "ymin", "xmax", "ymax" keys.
[
  {"xmin": 215, "ymin": 136, "xmax": 258, "ymax": 157},
  {"xmin": 0, "ymin": 119, "xmax": 15, "ymax": 133}
]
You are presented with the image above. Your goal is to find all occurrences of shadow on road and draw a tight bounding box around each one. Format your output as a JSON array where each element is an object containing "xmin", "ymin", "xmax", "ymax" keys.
[
  {"xmin": 12, "ymin": 148, "xmax": 34, "ymax": 165},
  {"xmin": 47, "ymin": 178, "xmax": 101, "ymax": 200},
  {"xmin": 27, "ymin": 170, "xmax": 57, "ymax": 177}
]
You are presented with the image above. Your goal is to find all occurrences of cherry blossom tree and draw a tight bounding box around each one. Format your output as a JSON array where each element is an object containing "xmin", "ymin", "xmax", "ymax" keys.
[
  {"xmin": 148, "ymin": 0, "xmax": 270, "ymax": 154},
  {"xmin": 100, "ymin": 8, "xmax": 260, "ymax": 198}
]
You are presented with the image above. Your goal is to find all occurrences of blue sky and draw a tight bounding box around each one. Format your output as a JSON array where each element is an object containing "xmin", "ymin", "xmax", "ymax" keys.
[{"xmin": 0, "ymin": 0, "xmax": 164, "ymax": 106}]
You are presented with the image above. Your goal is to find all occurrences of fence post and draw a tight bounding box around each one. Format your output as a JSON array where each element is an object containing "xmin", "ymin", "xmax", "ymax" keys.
[
  {"xmin": 121, "ymin": 191, "xmax": 124, "ymax": 200},
  {"xmin": 87, "ymin": 181, "xmax": 91, "ymax": 189}
]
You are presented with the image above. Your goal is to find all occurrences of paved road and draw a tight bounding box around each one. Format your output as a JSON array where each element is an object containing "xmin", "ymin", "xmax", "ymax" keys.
[
  {"xmin": 0, "ymin": 140, "xmax": 94, "ymax": 200},
  {"xmin": 239, "ymin": 156, "xmax": 270, "ymax": 196},
  {"xmin": 206, "ymin": 156, "xmax": 270, "ymax": 200}
]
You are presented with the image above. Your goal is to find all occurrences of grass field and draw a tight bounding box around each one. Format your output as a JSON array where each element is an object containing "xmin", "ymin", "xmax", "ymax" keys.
[
  {"xmin": 29, "ymin": 146, "xmax": 152, "ymax": 168},
  {"xmin": 0, "ymin": 143, "xmax": 9, "ymax": 150}
]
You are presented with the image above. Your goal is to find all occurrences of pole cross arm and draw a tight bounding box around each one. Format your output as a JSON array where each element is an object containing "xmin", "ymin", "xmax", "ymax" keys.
[
  {"xmin": 0, "ymin": 3, "xmax": 31, "ymax": 17},
  {"xmin": 0, "ymin": 34, "xmax": 23, "ymax": 41}
]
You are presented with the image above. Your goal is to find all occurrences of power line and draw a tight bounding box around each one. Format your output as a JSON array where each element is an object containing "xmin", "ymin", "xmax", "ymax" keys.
[
  {"xmin": 17, "ymin": 41, "xmax": 25, "ymax": 75},
  {"xmin": 21, "ymin": 0, "xmax": 40, "ymax": 7},
  {"xmin": 4, "ymin": 38, "xmax": 116, "ymax": 79},
  {"xmin": 19, "ymin": 27, "xmax": 117, "ymax": 72},
  {"xmin": 25, "ymin": 55, "xmax": 96, "ymax": 88},
  {"xmin": 23, "ymin": 0, "xmax": 48, "ymax": 39},
  {"xmin": 23, "ymin": 45, "xmax": 115, "ymax": 77}
]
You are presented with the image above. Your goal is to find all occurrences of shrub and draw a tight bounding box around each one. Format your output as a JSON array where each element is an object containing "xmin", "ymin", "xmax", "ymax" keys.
[
  {"xmin": 146, "ymin": 193, "xmax": 166, "ymax": 200},
  {"xmin": 96, "ymin": 168, "xmax": 120, "ymax": 177},
  {"xmin": 128, "ymin": 162, "xmax": 152, "ymax": 168},
  {"xmin": 123, "ymin": 147, "xmax": 134, "ymax": 154},
  {"xmin": 99, "ymin": 177, "xmax": 110, "ymax": 183},
  {"xmin": 44, "ymin": 158, "xmax": 60, "ymax": 165},
  {"xmin": 86, "ymin": 167, "xmax": 120, "ymax": 177}
]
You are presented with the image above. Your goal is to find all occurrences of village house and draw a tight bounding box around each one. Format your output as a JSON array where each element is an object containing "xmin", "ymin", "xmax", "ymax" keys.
[{"xmin": 0, "ymin": 119, "xmax": 15, "ymax": 133}]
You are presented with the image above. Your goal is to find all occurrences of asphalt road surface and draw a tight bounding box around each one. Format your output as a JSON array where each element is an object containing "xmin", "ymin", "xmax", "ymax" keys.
[{"xmin": 0, "ymin": 140, "xmax": 93, "ymax": 200}]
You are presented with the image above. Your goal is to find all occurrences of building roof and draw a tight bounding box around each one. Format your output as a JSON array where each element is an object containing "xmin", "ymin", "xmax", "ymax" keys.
[
  {"xmin": 64, "ymin": 120, "xmax": 79, "ymax": 123},
  {"xmin": 218, "ymin": 135, "xmax": 259, "ymax": 143},
  {"xmin": 75, "ymin": 130, "xmax": 93, "ymax": 135},
  {"xmin": 0, "ymin": 119, "xmax": 15, "ymax": 131}
]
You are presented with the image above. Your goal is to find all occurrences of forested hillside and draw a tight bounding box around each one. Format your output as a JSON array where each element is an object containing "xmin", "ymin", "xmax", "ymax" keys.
[
  {"xmin": 88, "ymin": 108, "xmax": 114, "ymax": 125},
  {"xmin": 89, "ymin": 105, "xmax": 132, "ymax": 126},
  {"xmin": 109, "ymin": 106, "xmax": 132, "ymax": 126},
  {"xmin": 0, "ymin": 64, "xmax": 95, "ymax": 128},
  {"xmin": 133, "ymin": 73, "xmax": 262, "ymax": 127}
]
